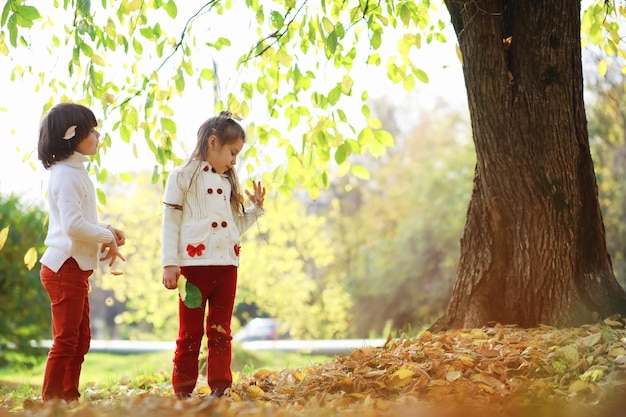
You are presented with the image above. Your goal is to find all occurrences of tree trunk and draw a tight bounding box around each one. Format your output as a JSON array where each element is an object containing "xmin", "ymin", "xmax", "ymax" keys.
[{"xmin": 431, "ymin": 0, "xmax": 626, "ymax": 330}]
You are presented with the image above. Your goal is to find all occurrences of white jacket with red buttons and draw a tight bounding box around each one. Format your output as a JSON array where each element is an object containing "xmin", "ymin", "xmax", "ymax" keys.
[{"xmin": 161, "ymin": 160, "xmax": 264, "ymax": 268}]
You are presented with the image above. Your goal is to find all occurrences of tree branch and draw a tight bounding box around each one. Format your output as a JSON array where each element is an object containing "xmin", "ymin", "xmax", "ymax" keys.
[
  {"xmin": 240, "ymin": 1, "xmax": 307, "ymax": 63},
  {"xmin": 110, "ymin": 1, "xmax": 221, "ymax": 114}
]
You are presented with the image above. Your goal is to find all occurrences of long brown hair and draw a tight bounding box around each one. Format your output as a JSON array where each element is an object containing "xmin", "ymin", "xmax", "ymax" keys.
[{"xmin": 180, "ymin": 111, "xmax": 246, "ymax": 215}]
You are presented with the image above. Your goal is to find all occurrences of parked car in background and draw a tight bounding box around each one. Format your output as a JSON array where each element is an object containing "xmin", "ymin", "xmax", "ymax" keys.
[{"xmin": 233, "ymin": 318, "xmax": 290, "ymax": 342}]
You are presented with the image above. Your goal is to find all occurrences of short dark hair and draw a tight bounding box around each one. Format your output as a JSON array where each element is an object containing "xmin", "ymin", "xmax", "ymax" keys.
[{"xmin": 38, "ymin": 103, "xmax": 98, "ymax": 169}]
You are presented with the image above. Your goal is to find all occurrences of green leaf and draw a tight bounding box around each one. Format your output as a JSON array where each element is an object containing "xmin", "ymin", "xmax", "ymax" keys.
[
  {"xmin": 1, "ymin": 2, "xmax": 12, "ymax": 26},
  {"xmin": 7, "ymin": 15, "xmax": 17, "ymax": 47},
  {"xmin": 184, "ymin": 281, "xmax": 203, "ymax": 308},
  {"xmin": 270, "ymin": 10, "xmax": 284, "ymax": 29},
  {"xmin": 321, "ymin": 16, "xmax": 334, "ymax": 33},
  {"xmin": 139, "ymin": 27, "xmax": 154, "ymax": 39},
  {"xmin": 328, "ymin": 85, "xmax": 341, "ymax": 105},
  {"xmin": 351, "ymin": 164, "xmax": 370, "ymax": 180},
  {"xmin": 15, "ymin": 5, "xmax": 40, "ymax": 27},
  {"xmin": 15, "ymin": 5, "xmax": 41, "ymax": 21},
  {"xmin": 415, "ymin": 68, "xmax": 429, "ymax": 83},
  {"xmin": 335, "ymin": 142, "xmax": 351, "ymax": 165},
  {"xmin": 326, "ymin": 30, "xmax": 337, "ymax": 55},
  {"xmin": 374, "ymin": 129, "xmax": 394, "ymax": 146},
  {"xmin": 161, "ymin": 117, "xmax": 177, "ymax": 133},
  {"xmin": 403, "ymin": 74, "xmax": 415, "ymax": 91},
  {"xmin": 371, "ymin": 31, "xmax": 382, "ymax": 49},
  {"xmin": 163, "ymin": 0, "xmax": 177, "ymax": 18},
  {"xmin": 132, "ymin": 37, "xmax": 143, "ymax": 54},
  {"xmin": 119, "ymin": 173, "xmax": 133, "ymax": 182},
  {"xmin": 98, "ymin": 167, "xmax": 109, "ymax": 183},
  {"xmin": 80, "ymin": 42, "xmax": 94, "ymax": 58},
  {"xmin": 97, "ymin": 188, "xmax": 106, "ymax": 205}
]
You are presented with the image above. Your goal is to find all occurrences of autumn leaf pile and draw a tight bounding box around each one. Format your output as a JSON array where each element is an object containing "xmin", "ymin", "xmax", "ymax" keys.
[{"xmin": 2, "ymin": 322, "xmax": 626, "ymax": 417}]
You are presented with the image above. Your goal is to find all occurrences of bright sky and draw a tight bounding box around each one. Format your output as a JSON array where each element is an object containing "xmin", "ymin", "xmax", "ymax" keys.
[{"xmin": 0, "ymin": 3, "xmax": 466, "ymax": 207}]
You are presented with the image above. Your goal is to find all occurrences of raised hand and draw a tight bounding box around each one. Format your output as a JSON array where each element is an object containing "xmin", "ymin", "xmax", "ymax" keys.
[{"xmin": 245, "ymin": 180, "xmax": 266, "ymax": 208}]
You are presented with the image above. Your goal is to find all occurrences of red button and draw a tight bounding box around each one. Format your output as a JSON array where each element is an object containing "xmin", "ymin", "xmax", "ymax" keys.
[
  {"xmin": 207, "ymin": 188, "xmax": 213, "ymax": 194},
  {"xmin": 217, "ymin": 188, "xmax": 223, "ymax": 194},
  {"xmin": 221, "ymin": 221, "xmax": 227, "ymax": 227},
  {"xmin": 203, "ymin": 166, "xmax": 209, "ymax": 172},
  {"xmin": 212, "ymin": 222, "xmax": 218, "ymax": 228}
]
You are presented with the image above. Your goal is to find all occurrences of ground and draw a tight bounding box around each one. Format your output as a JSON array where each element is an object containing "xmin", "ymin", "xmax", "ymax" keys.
[{"xmin": 2, "ymin": 321, "xmax": 625, "ymax": 416}]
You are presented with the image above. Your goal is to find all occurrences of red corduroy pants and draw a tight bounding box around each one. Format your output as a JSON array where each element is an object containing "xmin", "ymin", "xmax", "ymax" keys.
[
  {"xmin": 40, "ymin": 258, "xmax": 92, "ymax": 402},
  {"xmin": 172, "ymin": 265, "xmax": 238, "ymax": 396}
]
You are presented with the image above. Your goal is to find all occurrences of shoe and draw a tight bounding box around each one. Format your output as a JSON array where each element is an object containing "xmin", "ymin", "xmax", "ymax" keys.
[
  {"xmin": 175, "ymin": 392, "xmax": 191, "ymax": 400},
  {"xmin": 209, "ymin": 387, "xmax": 227, "ymax": 398}
]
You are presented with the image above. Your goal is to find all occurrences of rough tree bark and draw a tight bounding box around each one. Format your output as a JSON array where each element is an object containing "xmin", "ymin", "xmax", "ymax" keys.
[{"xmin": 431, "ymin": 0, "xmax": 626, "ymax": 331}]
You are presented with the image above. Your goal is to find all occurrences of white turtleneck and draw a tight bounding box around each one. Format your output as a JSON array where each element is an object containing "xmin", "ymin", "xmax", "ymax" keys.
[{"xmin": 40, "ymin": 152, "xmax": 114, "ymax": 272}]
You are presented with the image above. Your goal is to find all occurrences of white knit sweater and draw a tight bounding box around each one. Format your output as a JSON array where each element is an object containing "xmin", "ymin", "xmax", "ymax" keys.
[{"xmin": 40, "ymin": 152, "xmax": 114, "ymax": 272}]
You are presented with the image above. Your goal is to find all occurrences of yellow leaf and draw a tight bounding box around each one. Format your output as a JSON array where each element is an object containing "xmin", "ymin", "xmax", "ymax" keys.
[
  {"xmin": 457, "ymin": 355, "xmax": 474, "ymax": 368},
  {"xmin": 24, "ymin": 247, "xmax": 38, "ymax": 270},
  {"xmin": 610, "ymin": 347, "xmax": 626, "ymax": 357},
  {"xmin": 389, "ymin": 368, "xmax": 414, "ymax": 388},
  {"xmin": 580, "ymin": 368, "xmax": 604, "ymax": 382},
  {"xmin": 392, "ymin": 368, "xmax": 414, "ymax": 380},
  {"xmin": 177, "ymin": 276, "xmax": 187, "ymax": 301},
  {"xmin": 351, "ymin": 165, "xmax": 370, "ymax": 180},
  {"xmin": 428, "ymin": 379, "xmax": 447, "ymax": 386},
  {"xmin": 253, "ymin": 369, "xmax": 276, "ymax": 379},
  {"xmin": 289, "ymin": 370, "xmax": 305, "ymax": 382},
  {"xmin": 445, "ymin": 371, "xmax": 462, "ymax": 382},
  {"xmin": 246, "ymin": 385, "xmax": 266, "ymax": 399},
  {"xmin": 197, "ymin": 386, "xmax": 211, "ymax": 395},
  {"xmin": 0, "ymin": 226, "xmax": 8, "ymax": 250},
  {"xmin": 92, "ymin": 54, "xmax": 105, "ymax": 66},
  {"xmin": 598, "ymin": 59, "xmax": 608, "ymax": 77},
  {"xmin": 568, "ymin": 379, "xmax": 591, "ymax": 393}
]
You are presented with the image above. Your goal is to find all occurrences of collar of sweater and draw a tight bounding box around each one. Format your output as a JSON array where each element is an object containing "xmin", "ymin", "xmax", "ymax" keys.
[
  {"xmin": 200, "ymin": 160, "xmax": 228, "ymax": 178},
  {"xmin": 58, "ymin": 152, "xmax": 89, "ymax": 168}
]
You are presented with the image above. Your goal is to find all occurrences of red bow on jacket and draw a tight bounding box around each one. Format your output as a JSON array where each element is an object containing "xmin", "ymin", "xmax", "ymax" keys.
[{"xmin": 186, "ymin": 243, "xmax": 205, "ymax": 257}]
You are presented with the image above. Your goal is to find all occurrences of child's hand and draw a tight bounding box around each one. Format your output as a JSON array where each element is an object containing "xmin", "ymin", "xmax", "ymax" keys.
[
  {"xmin": 100, "ymin": 238, "xmax": 126, "ymax": 266},
  {"xmin": 245, "ymin": 180, "xmax": 266, "ymax": 208},
  {"xmin": 162, "ymin": 265, "xmax": 180, "ymax": 290},
  {"xmin": 107, "ymin": 226, "xmax": 126, "ymax": 247}
]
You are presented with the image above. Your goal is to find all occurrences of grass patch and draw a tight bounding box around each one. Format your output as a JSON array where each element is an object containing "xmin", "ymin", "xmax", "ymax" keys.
[{"xmin": 0, "ymin": 345, "xmax": 331, "ymax": 402}]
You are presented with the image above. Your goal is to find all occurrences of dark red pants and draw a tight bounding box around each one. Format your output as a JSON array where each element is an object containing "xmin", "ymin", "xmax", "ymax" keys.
[
  {"xmin": 173, "ymin": 265, "xmax": 237, "ymax": 396},
  {"xmin": 40, "ymin": 258, "xmax": 92, "ymax": 402}
]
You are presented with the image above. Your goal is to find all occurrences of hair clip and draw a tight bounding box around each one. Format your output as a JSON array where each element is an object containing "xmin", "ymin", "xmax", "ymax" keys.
[
  {"xmin": 63, "ymin": 125, "xmax": 77, "ymax": 140},
  {"xmin": 220, "ymin": 111, "xmax": 243, "ymax": 121}
]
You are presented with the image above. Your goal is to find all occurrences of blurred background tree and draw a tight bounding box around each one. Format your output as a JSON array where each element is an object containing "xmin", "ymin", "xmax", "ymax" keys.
[
  {"xmin": 585, "ymin": 53, "xmax": 626, "ymax": 290},
  {"xmin": 0, "ymin": 195, "xmax": 49, "ymax": 367},
  {"xmin": 319, "ymin": 98, "xmax": 474, "ymax": 336}
]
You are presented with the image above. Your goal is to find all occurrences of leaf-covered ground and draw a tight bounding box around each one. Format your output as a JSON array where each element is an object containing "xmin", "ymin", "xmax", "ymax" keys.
[{"xmin": 2, "ymin": 322, "xmax": 626, "ymax": 417}]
